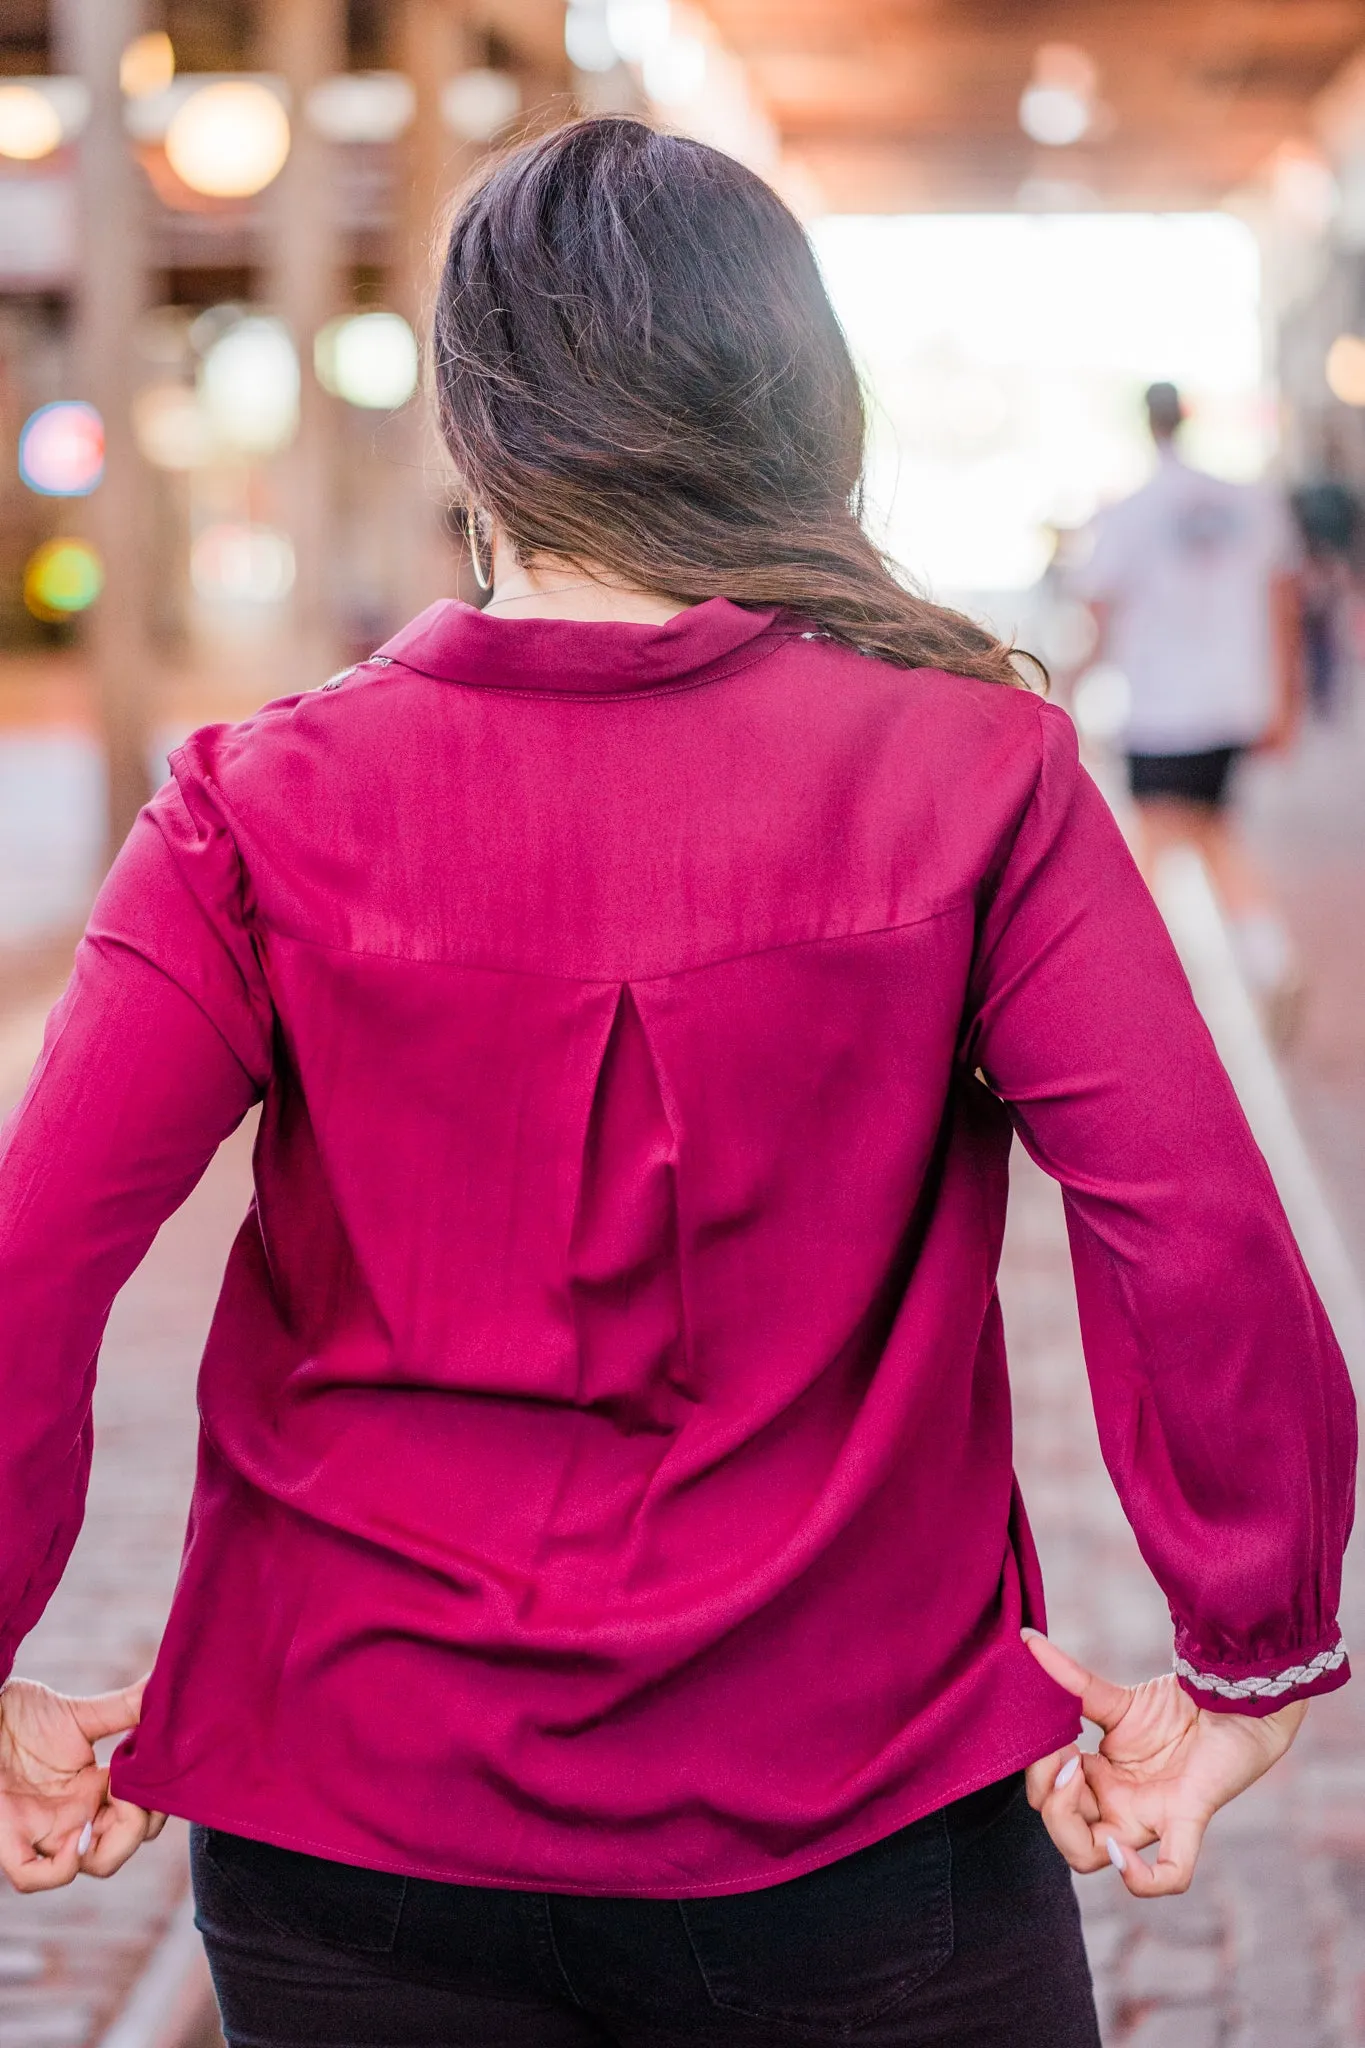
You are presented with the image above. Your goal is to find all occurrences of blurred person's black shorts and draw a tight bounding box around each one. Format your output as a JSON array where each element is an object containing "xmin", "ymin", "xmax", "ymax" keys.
[{"xmin": 1126, "ymin": 746, "xmax": 1241, "ymax": 809}]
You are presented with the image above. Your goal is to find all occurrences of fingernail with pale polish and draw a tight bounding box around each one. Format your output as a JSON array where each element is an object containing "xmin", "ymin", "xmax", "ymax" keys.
[
  {"xmin": 1056, "ymin": 1756, "xmax": 1079, "ymax": 1790},
  {"xmin": 1106, "ymin": 1837, "xmax": 1126, "ymax": 1872},
  {"xmin": 77, "ymin": 1822, "xmax": 93, "ymax": 1857}
]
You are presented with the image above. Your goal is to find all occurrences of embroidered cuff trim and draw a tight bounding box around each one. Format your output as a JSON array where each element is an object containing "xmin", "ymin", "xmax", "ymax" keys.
[{"xmin": 1174, "ymin": 1641, "xmax": 1347, "ymax": 1701}]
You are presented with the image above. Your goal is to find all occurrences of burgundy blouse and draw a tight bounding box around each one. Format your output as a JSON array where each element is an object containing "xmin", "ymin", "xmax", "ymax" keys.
[{"xmin": 0, "ymin": 598, "xmax": 1353, "ymax": 1896}]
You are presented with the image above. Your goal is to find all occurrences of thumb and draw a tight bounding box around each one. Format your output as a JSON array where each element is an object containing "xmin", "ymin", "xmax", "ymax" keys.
[
  {"xmin": 1022, "ymin": 1630, "xmax": 1134, "ymax": 1735},
  {"xmin": 68, "ymin": 1681, "xmax": 146, "ymax": 1746}
]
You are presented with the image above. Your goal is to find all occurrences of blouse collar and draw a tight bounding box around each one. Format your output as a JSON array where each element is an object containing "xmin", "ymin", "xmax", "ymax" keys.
[{"xmin": 373, "ymin": 596, "xmax": 787, "ymax": 696}]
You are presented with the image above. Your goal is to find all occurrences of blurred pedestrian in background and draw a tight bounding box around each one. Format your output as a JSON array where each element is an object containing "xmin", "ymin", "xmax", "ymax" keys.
[
  {"xmin": 1074, "ymin": 380, "xmax": 1304, "ymax": 1025},
  {"xmin": 0, "ymin": 123, "xmax": 1354, "ymax": 2048},
  {"xmin": 1290, "ymin": 461, "xmax": 1361, "ymax": 721}
]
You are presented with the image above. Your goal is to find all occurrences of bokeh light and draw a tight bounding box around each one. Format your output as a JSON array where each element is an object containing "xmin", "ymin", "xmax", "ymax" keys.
[
  {"xmin": 23, "ymin": 539, "xmax": 104, "ymax": 621},
  {"xmin": 440, "ymin": 70, "xmax": 521, "ymax": 142},
  {"xmin": 1018, "ymin": 83, "xmax": 1091, "ymax": 146},
  {"xmin": 566, "ymin": 6, "xmax": 619, "ymax": 73},
  {"xmin": 1018, "ymin": 43, "xmax": 1097, "ymax": 148},
  {"xmin": 306, "ymin": 72, "xmax": 415, "ymax": 143},
  {"xmin": 643, "ymin": 34, "xmax": 708, "ymax": 105},
  {"xmin": 199, "ymin": 316, "xmax": 299, "ymax": 453},
  {"xmin": 132, "ymin": 384, "xmax": 214, "ymax": 470},
  {"xmin": 120, "ymin": 31, "xmax": 176, "ymax": 99},
  {"xmin": 0, "ymin": 84, "xmax": 63, "ymax": 162},
  {"xmin": 164, "ymin": 81, "xmax": 290, "ymax": 198},
  {"xmin": 18, "ymin": 402, "xmax": 105, "ymax": 497},
  {"xmin": 1272, "ymin": 146, "xmax": 1339, "ymax": 235},
  {"xmin": 1326, "ymin": 333, "xmax": 1365, "ymax": 406},
  {"xmin": 606, "ymin": 0, "xmax": 672, "ymax": 63},
  {"xmin": 315, "ymin": 312, "xmax": 419, "ymax": 410},
  {"xmin": 191, "ymin": 523, "xmax": 296, "ymax": 605}
]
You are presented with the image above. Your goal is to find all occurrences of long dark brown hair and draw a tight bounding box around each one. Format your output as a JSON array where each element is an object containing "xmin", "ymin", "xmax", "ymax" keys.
[{"xmin": 432, "ymin": 118, "xmax": 1032, "ymax": 688}]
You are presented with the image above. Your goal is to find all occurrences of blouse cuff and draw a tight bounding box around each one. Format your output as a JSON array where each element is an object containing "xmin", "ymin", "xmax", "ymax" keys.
[{"xmin": 1173, "ymin": 1637, "xmax": 1349, "ymax": 1717}]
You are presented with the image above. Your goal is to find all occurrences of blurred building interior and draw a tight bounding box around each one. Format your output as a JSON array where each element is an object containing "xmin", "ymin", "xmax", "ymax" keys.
[
  {"xmin": 3, "ymin": 0, "xmax": 1365, "ymax": 900},
  {"xmin": 9, "ymin": 13, "xmax": 1365, "ymax": 2043}
]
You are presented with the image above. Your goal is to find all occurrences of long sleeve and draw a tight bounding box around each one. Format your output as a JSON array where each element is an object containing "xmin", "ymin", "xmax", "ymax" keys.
[
  {"xmin": 965, "ymin": 699, "xmax": 1356, "ymax": 1715},
  {"xmin": 0, "ymin": 765, "xmax": 270, "ymax": 1682}
]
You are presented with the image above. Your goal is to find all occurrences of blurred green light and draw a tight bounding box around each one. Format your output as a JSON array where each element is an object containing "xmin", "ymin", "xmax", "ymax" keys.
[{"xmin": 24, "ymin": 538, "xmax": 104, "ymax": 620}]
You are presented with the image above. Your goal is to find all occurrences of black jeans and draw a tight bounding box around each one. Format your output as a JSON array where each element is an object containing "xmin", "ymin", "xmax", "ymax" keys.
[{"xmin": 191, "ymin": 1774, "xmax": 1100, "ymax": 2047}]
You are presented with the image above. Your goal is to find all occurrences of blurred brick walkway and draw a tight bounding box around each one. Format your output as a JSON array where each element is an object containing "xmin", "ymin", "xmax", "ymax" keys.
[
  {"xmin": 0, "ymin": 1066, "xmax": 252, "ymax": 2048},
  {"xmin": 1006, "ymin": 685, "xmax": 1365, "ymax": 2046},
  {"xmin": 1007, "ymin": 1153, "xmax": 1365, "ymax": 2047},
  {"xmin": 1244, "ymin": 702, "xmax": 1365, "ymax": 1280}
]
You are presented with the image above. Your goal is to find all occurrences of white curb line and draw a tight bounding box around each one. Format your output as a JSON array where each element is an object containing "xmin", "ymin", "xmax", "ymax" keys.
[{"xmin": 1157, "ymin": 844, "xmax": 1365, "ymax": 1379}]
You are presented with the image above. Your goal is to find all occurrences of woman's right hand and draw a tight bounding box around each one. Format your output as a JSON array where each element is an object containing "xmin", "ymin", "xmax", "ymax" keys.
[
  {"xmin": 0, "ymin": 1676, "xmax": 166, "ymax": 1892},
  {"xmin": 1022, "ymin": 1631, "xmax": 1306, "ymax": 1897}
]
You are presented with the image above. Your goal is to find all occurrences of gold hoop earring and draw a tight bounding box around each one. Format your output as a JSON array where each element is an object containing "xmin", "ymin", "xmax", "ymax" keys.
[{"xmin": 464, "ymin": 507, "xmax": 492, "ymax": 592}]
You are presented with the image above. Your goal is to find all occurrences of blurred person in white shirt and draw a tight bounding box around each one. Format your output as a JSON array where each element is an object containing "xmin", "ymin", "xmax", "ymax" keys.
[{"xmin": 1075, "ymin": 381, "xmax": 1304, "ymax": 1017}]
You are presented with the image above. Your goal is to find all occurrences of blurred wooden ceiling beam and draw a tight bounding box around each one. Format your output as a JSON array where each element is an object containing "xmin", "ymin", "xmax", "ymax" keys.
[{"xmin": 705, "ymin": 0, "xmax": 1365, "ymax": 208}]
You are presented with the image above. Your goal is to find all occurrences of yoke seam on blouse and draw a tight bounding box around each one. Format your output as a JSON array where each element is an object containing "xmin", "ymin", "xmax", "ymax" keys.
[{"xmin": 251, "ymin": 896, "xmax": 973, "ymax": 984}]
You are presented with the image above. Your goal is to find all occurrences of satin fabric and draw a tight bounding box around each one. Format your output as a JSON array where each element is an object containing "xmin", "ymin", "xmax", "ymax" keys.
[{"xmin": 0, "ymin": 598, "xmax": 1352, "ymax": 1895}]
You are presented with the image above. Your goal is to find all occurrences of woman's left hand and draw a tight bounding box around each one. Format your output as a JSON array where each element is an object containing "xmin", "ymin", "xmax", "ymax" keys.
[
  {"xmin": 0, "ymin": 1676, "xmax": 166, "ymax": 1892},
  {"xmin": 1021, "ymin": 1630, "xmax": 1306, "ymax": 1898}
]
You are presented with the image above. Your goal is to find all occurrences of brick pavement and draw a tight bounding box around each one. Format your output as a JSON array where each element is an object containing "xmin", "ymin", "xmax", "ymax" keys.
[
  {"xmin": 1243, "ymin": 703, "xmax": 1365, "ymax": 1280},
  {"xmin": 1004, "ymin": 1149, "xmax": 1365, "ymax": 2046},
  {"xmin": 0, "ymin": 1039, "xmax": 252, "ymax": 2048}
]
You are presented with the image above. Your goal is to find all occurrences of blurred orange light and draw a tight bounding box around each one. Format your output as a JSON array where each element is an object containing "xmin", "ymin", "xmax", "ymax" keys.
[
  {"xmin": 0, "ymin": 83, "xmax": 63, "ymax": 161},
  {"xmin": 121, "ymin": 31, "xmax": 176, "ymax": 99},
  {"xmin": 132, "ymin": 384, "xmax": 213, "ymax": 470},
  {"xmin": 1327, "ymin": 334, "xmax": 1365, "ymax": 407},
  {"xmin": 165, "ymin": 81, "xmax": 290, "ymax": 198}
]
